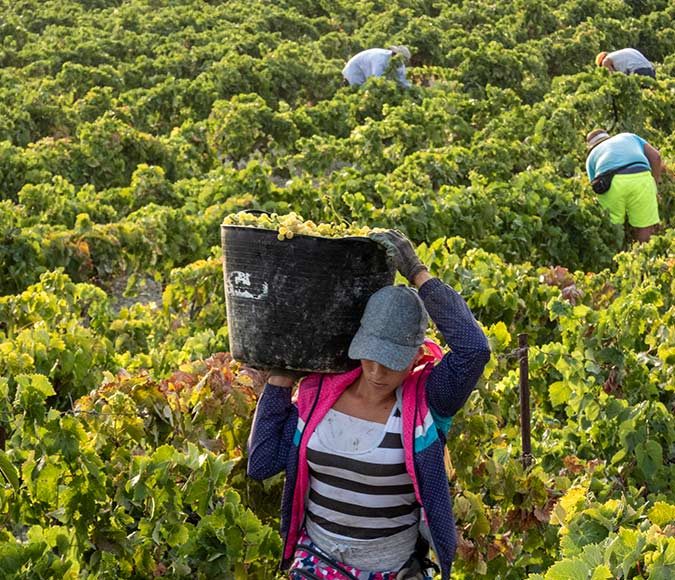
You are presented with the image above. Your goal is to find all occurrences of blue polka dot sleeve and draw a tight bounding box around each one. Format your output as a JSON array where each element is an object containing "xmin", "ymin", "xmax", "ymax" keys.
[
  {"xmin": 247, "ymin": 384, "xmax": 299, "ymax": 480},
  {"xmin": 418, "ymin": 278, "xmax": 491, "ymax": 419}
]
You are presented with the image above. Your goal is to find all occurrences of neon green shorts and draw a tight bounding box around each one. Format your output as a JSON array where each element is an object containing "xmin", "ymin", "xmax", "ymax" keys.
[{"xmin": 598, "ymin": 171, "xmax": 659, "ymax": 228}]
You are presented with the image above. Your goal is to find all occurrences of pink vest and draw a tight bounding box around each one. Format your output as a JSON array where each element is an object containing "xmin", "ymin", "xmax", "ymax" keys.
[{"xmin": 284, "ymin": 340, "xmax": 443, "ymax": 561}]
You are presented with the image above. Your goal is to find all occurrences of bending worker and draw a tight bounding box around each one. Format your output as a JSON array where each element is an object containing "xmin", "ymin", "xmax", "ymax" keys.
[
  {"xmin": 342, "ymin": 45, "xmax": 412, "ymax": 87},
  {"xmin": 585, "ymin": 129, "xmax": 662, "ymax": 243},
  {"xmin": 595, "ymin": 48, "xmax": 655, "ymax": 78},
  {"xmin": 248, "ymin": 230, "xmax": 490, "ymax": 579}
]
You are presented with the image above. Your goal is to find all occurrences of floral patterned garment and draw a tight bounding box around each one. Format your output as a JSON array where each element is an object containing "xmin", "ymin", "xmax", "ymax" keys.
[{"xmin": 289, "ymin": 529, "xmax": 433, "ymax": 580}]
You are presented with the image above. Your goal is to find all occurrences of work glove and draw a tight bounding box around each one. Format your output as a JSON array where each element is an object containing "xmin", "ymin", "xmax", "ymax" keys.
[{"xmin": 370, "ymin": 230, "xmax": 427, "ymax": 283}]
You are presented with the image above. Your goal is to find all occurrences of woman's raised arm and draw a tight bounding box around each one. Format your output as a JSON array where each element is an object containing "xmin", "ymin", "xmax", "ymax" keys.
[{"xmin": 247, "ymin": 381, "xmax": 299, "ymax": 480}]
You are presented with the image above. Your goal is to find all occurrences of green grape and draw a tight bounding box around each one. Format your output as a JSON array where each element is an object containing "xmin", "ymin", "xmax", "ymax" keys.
[{"xmin": 222, "ymin": 211, "xmax": 385, "ymax": 240}]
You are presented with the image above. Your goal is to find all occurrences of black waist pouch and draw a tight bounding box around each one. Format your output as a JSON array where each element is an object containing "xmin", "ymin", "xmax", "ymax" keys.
[
  {"xmin": 591, "ymin": 162, "xmax": 646, "ymax": 194},
  {"xmin": 591, "ymin": 172, "xmax": 614, "ymax": 194}
]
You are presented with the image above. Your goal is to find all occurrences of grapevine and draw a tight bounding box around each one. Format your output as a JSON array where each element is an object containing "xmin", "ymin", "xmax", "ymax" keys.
[{"xmin": 0, "ymin": 1, "xmax": 673, "ymax": 578}]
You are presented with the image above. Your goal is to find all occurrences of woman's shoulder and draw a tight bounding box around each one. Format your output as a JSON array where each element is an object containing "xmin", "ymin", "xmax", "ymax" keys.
[
  {"xmin": 295, "ymin": 368, "xmax": 361, "ymax": 409},
  {"xmin": 297, "ymin": 372, "xmax": 322, "ymax": 392},
  {"xmin": 295, "ymin": 372, "xmax": 335, "ymax": 404}
]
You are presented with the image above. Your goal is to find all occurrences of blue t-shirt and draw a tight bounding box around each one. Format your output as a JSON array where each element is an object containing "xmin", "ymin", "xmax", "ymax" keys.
[{"xmin": 586, "ymin": 133, "xmax": 650, "ymax": 180}]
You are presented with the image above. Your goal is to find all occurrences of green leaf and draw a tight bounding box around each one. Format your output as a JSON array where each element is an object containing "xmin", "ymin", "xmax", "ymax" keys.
[
  {"xmin": 549, "ymin": 381, "xmax": 571, "ymax": 407},
  {"xmin": 552, "ymin": 486, "xmax": 588, "ymax": 525},
  {"xmin": 34, "ymin": 462, "xmax": 61, "ymax": 505},
  {"xmin": 564, "ymin": 519, "xmax": 609, "ymax": 555},
  {"xmin": 545, "ymin": 559, "xmax": 591, "ymax": 579},
  {"xmin": 208, "ymin": 456, "xmax": 237, "ymax": 486},
  {"xmin": 579, "ymin": 543, "xmax": 605, "ymax": 569},
  {"xmin": 478, "ymin": 287, "xmax": 498, "ymax": 307},
  {"xmin": 185, "ymin": 477, "xmax": 211, "ymax": 517},
  {"xmin": 648, "ymin": 502, "xmax": 675, "ymax": 527},
  {"xmin": 0, "ymin": 451, "xmax": 20, "ymax": 491},
  {"xmin": 590, "ymin": 565, "xmax": 612, "ymax": 580},
  {"xmin": 572, "ymin": 304, "xmax": 591, "ymax": 318},
  {"xmin": 635, "ymin": 440, "xmax": 663, "ymax": 479},
  {"xmin": 605, "ymin": 528, "xmax": 645, "ymax": 578},
  {"xmin": 611, "ymin": 449, "xmax": 626, "ymax": 465},
  {"xmin": 166, "ymin": 523, "xmax": 189, "ymax": 547},
  {"xmin": 15, "ymin": 374, "xmax": 56, "ymax": 407},
  {"xmin": 645, "ymin": 538, "xmax": 675, "ymax": 579}
]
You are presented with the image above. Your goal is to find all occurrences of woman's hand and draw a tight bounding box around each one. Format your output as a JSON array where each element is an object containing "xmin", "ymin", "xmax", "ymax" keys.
[
  {"xmin": 266, "ymin": 368, "xmax": 305, "ymax": 388},
  {"xmin": 370, "ymin": 230, "xmax": 429, "ymax": 285}
]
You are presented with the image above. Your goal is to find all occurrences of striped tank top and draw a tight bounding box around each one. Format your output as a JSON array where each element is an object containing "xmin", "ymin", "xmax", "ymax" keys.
[{"xmin": 305, "ymin": 396, "xmax": 420, "ymax": 570}]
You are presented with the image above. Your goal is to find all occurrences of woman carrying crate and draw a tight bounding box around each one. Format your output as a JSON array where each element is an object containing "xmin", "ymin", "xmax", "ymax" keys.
[{"xmin": 247, "ymin": 231, "xmax": 490, "ymax": 580}]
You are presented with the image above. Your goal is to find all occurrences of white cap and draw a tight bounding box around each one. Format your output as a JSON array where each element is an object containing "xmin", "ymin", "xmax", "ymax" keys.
[
  {"xmin": 586, "ymin": 130, "xmax": 610, "ymax": 150},
  {"xmin": 388, "ymin": 45, "xmax": 411, "ymax": 61}
]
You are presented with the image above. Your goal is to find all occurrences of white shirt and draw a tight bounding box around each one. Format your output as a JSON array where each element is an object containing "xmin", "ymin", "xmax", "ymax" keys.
[
  {"xmin": 606, "ymin": 48, "xmax": 652, "ymax": 73},
  {"xmin": 305, "ymin": 393, "xmax": 419, "ymax": 570},
  {"xmin": 342, "ymin": 48, "xmax": 410, "ymax": 87}
]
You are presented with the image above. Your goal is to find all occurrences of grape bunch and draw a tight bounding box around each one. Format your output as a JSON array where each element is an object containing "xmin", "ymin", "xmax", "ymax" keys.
[{"xmin": 222, "ymin": 211, "xmax": 384, "ymax": 240}]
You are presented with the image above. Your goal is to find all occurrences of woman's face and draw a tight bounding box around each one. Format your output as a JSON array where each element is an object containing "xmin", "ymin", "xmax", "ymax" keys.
[{"xmin": 359, "ymin": 348, "xmax": 423, "ymax": 393}]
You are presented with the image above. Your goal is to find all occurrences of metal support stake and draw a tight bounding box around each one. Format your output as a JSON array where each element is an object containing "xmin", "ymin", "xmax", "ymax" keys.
[{"xmin": 519, "ymin": 333, "xmax": 532, "ymax": 468}]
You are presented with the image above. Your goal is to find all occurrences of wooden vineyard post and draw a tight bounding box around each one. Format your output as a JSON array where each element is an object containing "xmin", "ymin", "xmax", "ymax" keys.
[{"xmin": 519, "ymin": 333, "xmax": 533, "ymax": 468}]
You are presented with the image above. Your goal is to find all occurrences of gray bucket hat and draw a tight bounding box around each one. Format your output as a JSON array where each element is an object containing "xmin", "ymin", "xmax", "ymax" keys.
[{"xmin": 348, "ymin": 285, "xmax": 429, "ymax": 371}]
